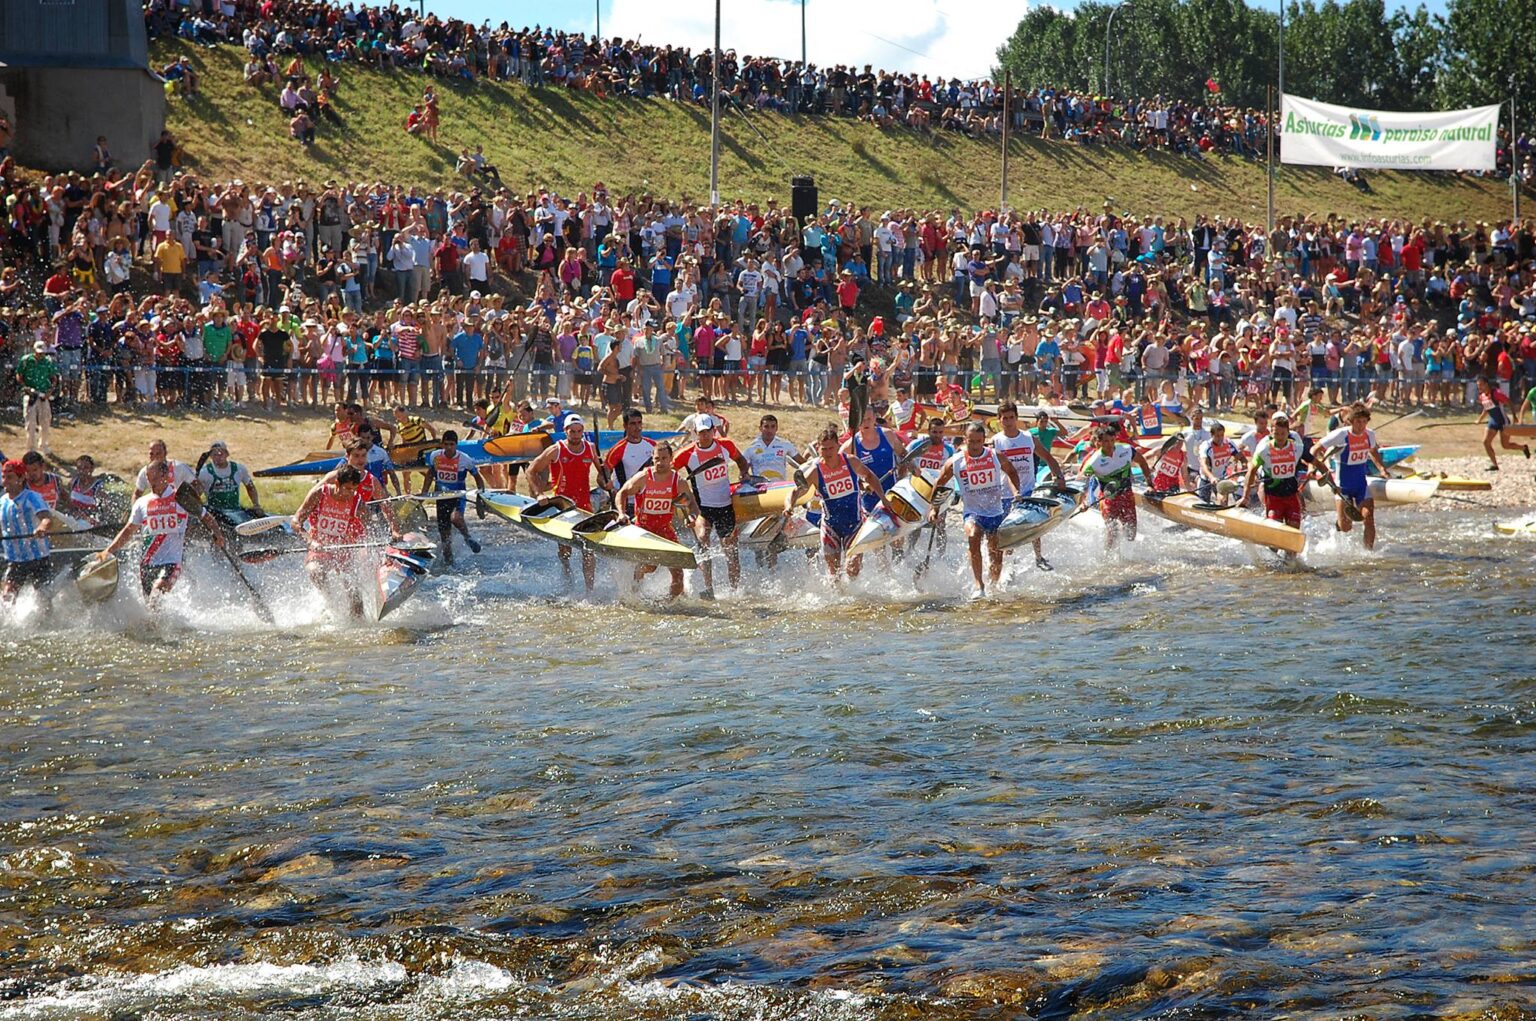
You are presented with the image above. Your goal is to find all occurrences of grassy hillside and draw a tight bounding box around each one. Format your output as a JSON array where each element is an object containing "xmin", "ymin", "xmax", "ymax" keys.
[{"xmin": 159, "ymin": 40, "xmax": 1518, "ymax": 222}]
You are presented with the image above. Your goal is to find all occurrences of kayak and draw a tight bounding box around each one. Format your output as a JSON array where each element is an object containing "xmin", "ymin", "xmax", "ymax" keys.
[
  {"xmin": 376, "ymin": 534, "xmax": 433, "ymax": 621},
  {"xmin": 1390, "ymin": 469, "xmax": 1491, "ymax": 492},
  {"xmin": 731, "ymin": 478, "xmax": 810, "ymax": 522},
  {"xmin": 256, "ymin": 433, "xmax": 556, "ymax": 478},
  {"xmin": 997, "ymin": 485, "xmax": 1080, "ymax": 549},
  {"xmin": 1506, "ymin": 423, "xmax": 1536, "ymax": 438},
  {"xmin": 1303, "ymin": 476, "xmax": 1439, "ymax": 508},
  {"xmin": 478, "ymin": 492, "xmax": 696, "ymax": 568},
  {"xmin": 1494, "ymin": 517, "xmax": 1536, "ymax": 537},
  {"xmin": 847, "ymin": 474, "xmax": 949, "ymax": 556},
  {"xmin": 75, "ymin": 555, "xmax": 119, "ymax": 604},
  {"xmin": 1138, "ymin": 491, "xmax": 1307, "ymax": 554},
  {"xmin": 1379, "ymin": 445, "xmax": 1418, "ymax": 468},
  {"xmin": 211, "ymin": 506, "xmax": 305, "ymax": 560}
]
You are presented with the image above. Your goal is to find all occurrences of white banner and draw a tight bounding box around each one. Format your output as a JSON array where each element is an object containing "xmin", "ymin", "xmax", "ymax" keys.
[{"xmin": 1280, "ymin": 94, "xmax": 1499, "ymax": 172}]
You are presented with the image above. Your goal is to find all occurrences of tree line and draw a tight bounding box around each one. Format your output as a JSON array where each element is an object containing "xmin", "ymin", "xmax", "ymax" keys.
[{"xmin": 994, "ymin": 0, "xmax": 1532, "ymax": 123}]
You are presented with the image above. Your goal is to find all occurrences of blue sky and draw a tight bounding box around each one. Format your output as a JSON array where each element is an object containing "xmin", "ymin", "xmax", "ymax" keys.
[{"xmin": 414, "ymin": 0, "xmax": 1449, "ymax": 79}]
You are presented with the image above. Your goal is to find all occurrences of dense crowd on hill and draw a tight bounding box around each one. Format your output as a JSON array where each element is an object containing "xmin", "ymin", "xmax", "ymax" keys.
[
  {"xmin": 141, "ymin": 0, "xmax": 1310, "ymax": 160},
  {"xmin": 0, "ymin": 4, "xmax": 1531, "ymax": 460}
]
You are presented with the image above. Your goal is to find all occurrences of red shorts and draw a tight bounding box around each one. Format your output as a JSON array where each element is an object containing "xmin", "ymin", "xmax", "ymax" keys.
[
  {"xmin": 1263, "ymin": 491, "xmax": 1303, "ymax": 529},
  {"xmin": 1100, "ymin": 489, "xmax": 1137, "ymax": 525},
  {"xmin": 636, "ymin": 519, "xmax": 677, "ymax": 543}
]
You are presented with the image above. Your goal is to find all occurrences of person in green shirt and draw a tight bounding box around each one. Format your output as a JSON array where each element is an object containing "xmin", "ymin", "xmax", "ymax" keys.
[
  {"xmin": 16, "ymin": 342, "xmax": 58, "ymax": 455},
  {"xmin": 1519, "ymin": 382, "xmax": 1536, "ymax": 425},
  {"xmin": 202, "ymin": 311, "xmax": 233, "ymax": 405},
  {"xmin": 1028, "ymin": 409, "xmax": 1064, "ymax": 455}
]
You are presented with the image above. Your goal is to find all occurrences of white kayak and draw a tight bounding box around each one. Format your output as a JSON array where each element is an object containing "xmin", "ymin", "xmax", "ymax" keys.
[
  {"xmin": 1303, "ymin": 476, "xmax": 1439, "ymax": 510},
  {"xmin": 739, "ymin": 512, "xmax": 820, "ymax": 549},
  {"xmin": 847, "ymin": 475, "xmax": 950, "ymax": 557},
  {"xmin": 375, "ymin": 533, "xmax": 433, "ymax": 620},
  {"xmin": 997, "ymin": 486, "xmax": 1080, "ymax": 549}
]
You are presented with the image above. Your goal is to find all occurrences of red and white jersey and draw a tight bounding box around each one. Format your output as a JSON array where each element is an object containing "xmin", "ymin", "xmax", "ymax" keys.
[
  {"xmin": 605, "ymin": 436, "xmax": 658, "ymax": 488},
  {"xmin": 634, "ymin": 468, "xmax": 682, "ymax": 536},
  {"xmin": 914, "ymin": 439, "xmax": 951, "ymax": 482},
  {"xmin": 553, "ymin": 439, "xmax": 597, "ymax": 509},
  {"xmin": 817, "ymin": 455, "xmax": 858, "ymax": 501},
  {"xmin": 1149, "ymin": 443, "xmax": 1186, "ymax": 492},
  {"xmin": 674, "ymin": 439, "xmax": 741, "ymax": 508},
  {"xmin": 130, "ymin": 487, "xmax": 192, "ymax": 568},
  {"xmin": 991, "ymin": 430, "xmax": 1037, "ymax": 492},
  {"xmin": 948, "ymin": 447, "xmax": 1006, "ymax": 516},
  {"xmin": 27, "ymin": 472, "xmax": 62, "ymax": 510},
  {"xmin": 307, "ymin": 481, "xmax": 368, "ymax": 546},
  {"xmin": 1252, "ymin": 436, "xmax": 1301, "ymax": 480}
]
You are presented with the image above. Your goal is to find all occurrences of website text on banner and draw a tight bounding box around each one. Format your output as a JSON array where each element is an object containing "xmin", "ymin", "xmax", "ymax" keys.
[{"xmin": 1280, "ymin": 94, "xmax": 1499, "ymax": 172}]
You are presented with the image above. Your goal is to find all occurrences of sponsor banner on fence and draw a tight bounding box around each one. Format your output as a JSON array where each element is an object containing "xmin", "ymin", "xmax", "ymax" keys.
[{"xmin": 1280, "ymin": 93, "xmax": 1499, "ymax": 171}]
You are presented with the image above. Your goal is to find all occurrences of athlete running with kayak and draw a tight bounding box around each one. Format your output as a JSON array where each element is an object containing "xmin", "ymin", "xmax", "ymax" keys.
[
  {"xmin": 928, "ymin": 421, "xmax": 1023, "ymax": 598},
  {"xmin": 196, "ymin": 440, "xmax": 265, "ymax": 524},
  {"xmin": 843, "ymin": 407, "xmax": 909, "ymax": 517},
  {"xmin": 1313, "ymin": 401, "xmax": 1389, "ymax": 549},
  {"xmin": 99, "ymin": 460, "xmax": 224, "ymax": 602},
  {"xmin": 1239, "ymin": 412, "xmax": 1324, "ymax": 541},
  {"xmin": 742, "ymin": 414, "xmax": 800, "ymax": 481},
  {"xmin": 673, "ymin": 414, "xmax": 752, "ymax": 596},
  {"xmin": 613, "ymin": 440, "xmax": 700, "ymax": 599},
  {"xmin": 908, "ymin": 416, "xmax": 955, "ymax": 552},
  {"xmin": 603, "ymin": 408, "xmax": 658, "ymax": 512},
  {"xmin": 0, "ymin": 458, "xmax": 59, "ymax": 603},
  {"xmin": 790, "ymin": 422, "xmax": 897, "ymax": 581},
  {"xmin": 1079, "ymin": 424, "xmax": 1156, "ymax": 550},
  {"xmin": 1197, "ymin": 421, "xmax": 1244, "ymax": 505},
  {"xmin": 21, "ymin": 451, "xmax": 63, "ymax": 509},
  {"xmin": 527, "ymin": 414, "xmax": 607, "ymax": 592},
  {"xmin": 991, "ymin": 401, "xmax": 1068, "ymax": 571},
  {"xmin": 418, "ymin": 429, "xmax": 485, "ymax": 565},
  {"xmin": 133, "ymin": 440, "xmax": 196, "ymax": 499},
  {"xmin": 1476, "ymin": 376, "xmax": 1530, "ymax": 472},
  {"xmin": 291, "ymin": 463, "xmax": 372, "ymax": 616}
]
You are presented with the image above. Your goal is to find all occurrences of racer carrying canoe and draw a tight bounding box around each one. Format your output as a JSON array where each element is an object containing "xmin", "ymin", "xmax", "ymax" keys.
[
  {"xmin": 196, "ymin": 440, "xmax": 266, "ymax": 524},
  {"xmin": 790, "ymin": 423, "xmax": 897, "ymax": 581},
  {"xmin": 417, "ymin": 429, "xmax": 485, "ymax": 566},
  {"xmin": 1313, "ymin": 401, "xmax": 1389, "ymax": 549},
  {"xmin": 673, "ymin": 414, "xmax": 752, "ymax": 597},
  {"xmin": 527, "ymin": 414, "xmax": 608, "ymax": 593},
  {"xmin": 322, "ymin": 438, "xmax": 402, "ymax": 539},
  {"xmin": 99, "ymin": 460, "xmax": 224, "ymax": 602},
  {"xmin": 1079, "ymin": 424, "xmax": 1156, "ymax": 550},
  {"xmin": 991, "ymin": 401, "xmax": 1067, "ymax": 571},
  {"xmin": 613, "ymin": 439, "xmax": 700, "ymax": 599},
  {"xmin": 292, "ymin": 463, "xmax": 372, "ymax": 616},
  {"xmin": 929, "ymin": 421, "xmax": 1022, "ymax": 598},
  {"xmin": 1476, "ymin": 376, "xmax": 1530, "ymax": 472},
  {"xmin": 1, "ymin": 458, "xmax": 58, "ymax": 603},
  {"xmin": 604, "ymin": 408, "xmax": 658, "ymax": 512},
  {"xmin": 843, "ymin": 406, "xmax": 910, "ymax": 518},
  {"xmin": 1239, "ymin": 412, "xmax": 1327, "ymax": 533},
  {"xmin": 908, "ymin": 416, "xmax": 955, "ymax": 553},
  {"xmin": 1196, "ymin": 421, "xmax": 1244, "ymax": 505}
]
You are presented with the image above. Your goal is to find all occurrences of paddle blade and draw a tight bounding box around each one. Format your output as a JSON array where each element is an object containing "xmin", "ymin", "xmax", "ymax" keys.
[
  {"xmin": 174, "ymin": 482, "xmax": 205, "ymax": 516},
  {"xmin": 234, "ymin": 515, "xmax": 291, "ymax": 537}
]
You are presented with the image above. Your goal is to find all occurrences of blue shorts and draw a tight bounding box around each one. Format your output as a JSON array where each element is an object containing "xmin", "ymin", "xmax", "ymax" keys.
[
  {"xmin": 1338, "ymin": 475, "xmax": 1370, "ymax": 503},
  {"xmin": 433, "ymin": 493, "xmax": 467, "ymax": 516},
  {"xmin": 964, "ymin": 511, "xmax": 1005, "ymax": 534}
]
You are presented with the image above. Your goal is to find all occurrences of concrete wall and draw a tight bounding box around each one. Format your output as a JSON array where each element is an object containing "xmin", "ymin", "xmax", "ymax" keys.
[{"xmin": 0, "ymin": 67, "xmax": 165, "ymax": 172}]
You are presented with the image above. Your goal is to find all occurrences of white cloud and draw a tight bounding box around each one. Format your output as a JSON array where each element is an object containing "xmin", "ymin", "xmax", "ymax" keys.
[{"xmin": 601, "ymin": 0, "xmax": 1030, "ymax": 81}]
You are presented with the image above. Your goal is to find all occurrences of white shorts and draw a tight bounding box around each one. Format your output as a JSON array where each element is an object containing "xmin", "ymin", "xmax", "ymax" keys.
[
  {"xmin": 227, "ymin": 365, "xmax": 247, "ymax": 389},
  {"xmin": 970, "ymin": 280, "xmax": 988, "ymax": 297},
  {"xmin": 1022, "ymin": 244, "xmax": 1040, "ymax": 262}
]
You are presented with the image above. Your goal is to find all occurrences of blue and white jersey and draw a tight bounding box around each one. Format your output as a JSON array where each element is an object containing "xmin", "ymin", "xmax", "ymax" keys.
[{"xmin": 0, "ymin": 488, "xmax": 51, "ymax": 563}]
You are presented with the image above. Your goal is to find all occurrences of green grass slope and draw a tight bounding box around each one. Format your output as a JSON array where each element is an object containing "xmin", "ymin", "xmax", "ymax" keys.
[{"xmin": 160, "ymin": 40, "xmax": 1518, "ymax": 222}]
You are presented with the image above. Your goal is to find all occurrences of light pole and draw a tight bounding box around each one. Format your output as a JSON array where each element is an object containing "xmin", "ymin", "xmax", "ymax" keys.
[
  {"xmin": 596, "ymin": 0, "xmax": 601, "ymax": 43},
  {"xmin": 801, "ymin": 0, "xmax": 807, "ymax": 68},
  {"xmin": 1104, "ymin": 0, "xmax": 1129, "ymax": 98},
  {"xmin": 709, "ymin": 0, "xmax": 721, "ymax": 206}
]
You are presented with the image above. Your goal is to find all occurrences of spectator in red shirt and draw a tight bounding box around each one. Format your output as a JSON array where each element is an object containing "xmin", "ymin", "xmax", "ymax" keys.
[
  {"xmin": 836, "ymin": 270, "xmax": 859, "ymax": 312},
  {"xmin": 610, "ymin": 260, "xmax": 636, "ymax": 303}
]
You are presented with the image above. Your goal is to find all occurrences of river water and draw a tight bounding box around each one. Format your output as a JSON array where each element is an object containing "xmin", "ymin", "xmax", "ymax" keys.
[{"xmin": 2, "ymin": 509, "xmax": 1534, "ymax": 1020}]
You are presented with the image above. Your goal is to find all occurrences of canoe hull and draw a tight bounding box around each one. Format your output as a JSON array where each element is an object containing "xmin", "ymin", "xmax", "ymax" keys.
[
  {"xmin": 375, "ymin": 535, "xmax": 432, "ymax": 620},
  {"xmin": 1138, "ymin": 491, "xmax": 1306, "ymax": 554},
  {"xmin": 997, "ymin": 488, "xmax": 1078, "ymax": 549}
]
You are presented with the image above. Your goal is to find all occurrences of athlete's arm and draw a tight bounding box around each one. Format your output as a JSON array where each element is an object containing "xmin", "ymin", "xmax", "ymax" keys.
[
  {"xmin": 849, "ymin": 455, "xmax": 895, "ymax": 511},
  {"xmin": 526, "ymin": 444, "xmax": 559, "ymax": 495},
  {"xmin": 787, "ymin": 461, "xmax": 821, "ymax": 511},
  {"xmin": 1239, "ymin": 459, "xmax": 1261, "ymax": 507},
  {"xmin": 1038, "ymin": 444, "xmax": 1067, "ymax": 487},
  {"xmin": 1131, "ymin": 448, "xmax": 1155, "ymax": 485},
  {"xmin": 290, "ymin": 481, "xmax": 327, "ymax": 541},
  {"xmin": 612, "ymin": 471, "xmax": 645, "ymax": 523},
  {"xmin": 99, "ymin": 519, "xmax": 142, "ymax": 559},
  {"xmin": 927, "ymin": 459, "xmax": 958, "ymax": 521}
]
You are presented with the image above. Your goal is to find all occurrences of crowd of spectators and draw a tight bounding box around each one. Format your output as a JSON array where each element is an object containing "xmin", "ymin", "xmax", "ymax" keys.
[
  {"xmin": 0, "ymin": 3, "xmax": 1532, "ymax": 457},
  {"xmin": 3, "ymin": 137, "xmax": 1534, "ymax": 445}
]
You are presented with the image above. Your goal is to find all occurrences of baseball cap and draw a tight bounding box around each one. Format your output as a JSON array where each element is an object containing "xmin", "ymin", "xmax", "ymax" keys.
[
  {"xmin": 695, "ymin": 413, "xmax": 717, "ymax": 431},
  {"xmin": 565, "ymin": 414, "xmax": 585, "ymax": 427}
]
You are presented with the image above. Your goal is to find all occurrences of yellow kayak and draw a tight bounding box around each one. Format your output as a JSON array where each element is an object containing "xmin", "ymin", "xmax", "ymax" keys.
[
  {"xmin": 1391, "ymin": 469, "xmax": 1492, "ymax": 492},
  {"xmin": 478, "ymin": 492, "xmax": 696, "ymax": 569},
  {"xmin": 1138, "ymin": 491, "xmax": 1306, "ymax": 554},
  {"xmin": 731, "ymin": 479, "xmax": 811, "ymax": 522},
  {"xmin": 1494, "ymin": 517, "xmax": 1536, "ymax": 537}
]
